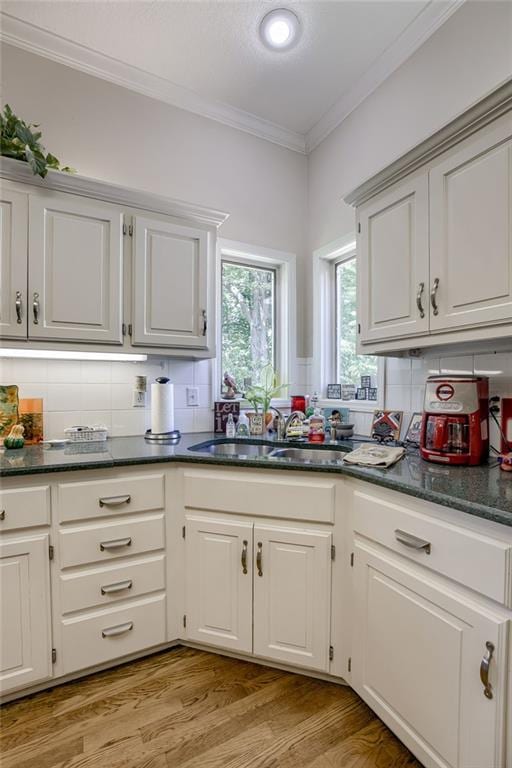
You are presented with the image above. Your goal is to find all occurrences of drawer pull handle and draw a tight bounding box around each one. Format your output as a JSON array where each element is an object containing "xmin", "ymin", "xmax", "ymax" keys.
[
  {"xmin": 101, "ymin": 621, "xmax": 133, "ymax": 638},
  {"xmin": 99, "ymin": 494, "xmax": 131, "ymax": 508},
  {"xmin": 0, "ymin": 510, "xmax": 5, "ymax": 521},
  {"xmin": 100, "ymin": 537, "xmax": 132, "ymax": 552},
  {"xmin": 480, "ymin": 641, "xmax": 495, "ymax": 699},
  {"xmin": 394, "ymin": 529, "xmax": 431, "ymax": 555},
  {"xmin": 256, "ymin": 541, "xmax": 263, "ymax": 577},
  {"xmin": 101, "ymin": 579, "xmax": 133, "ymax": 595},
  {"xmin": 241, "ymin": 540, "xmax": 248, "ymax": 574}
]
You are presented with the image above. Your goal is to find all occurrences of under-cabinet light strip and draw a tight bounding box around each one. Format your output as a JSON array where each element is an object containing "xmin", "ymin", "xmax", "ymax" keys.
[{"xmin": 0, "ymin": 349, "xmax": 147, "ymax": 362}]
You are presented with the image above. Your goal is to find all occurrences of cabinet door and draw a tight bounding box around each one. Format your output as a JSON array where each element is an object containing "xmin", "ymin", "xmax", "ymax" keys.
[
  {"xmin": 0, "ymin": 187, "xmax": 28, "ymax": 339},
  {"xmin": 28, "ymin": 194, "xmax": 124, "ymax": 343},
  {"xmin": 132, "ymin": 215, "xmax": 209, "ymax": 349},
  {"xmin": 0, "ymin": 534, "xmax": 52, "ymax": 695},
  {"xmin": 253, "ymin": 525, "xmax": 331, "ymax": 671},
  {"xmin": 358, "ymin": 175, "xmax": 430, "ymax": 343},
  {"xmin": 352, "ymin": 540, "xmax": 509, "ymax": 768},
  {"xmin": 184, "ymin": 515, "xmax": 252, "ymax": 652},
  {"xmin": 429, "ymin": 116, "xmax": 512, "ymax": 332}
]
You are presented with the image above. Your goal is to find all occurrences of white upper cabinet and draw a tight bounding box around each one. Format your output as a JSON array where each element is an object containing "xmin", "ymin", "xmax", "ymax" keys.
[
  {"xmin": 348, "ymin": 86, "xmax": 512, "ymax": 354},
  {"xmin": 132, "ymin": 215, "xmax": 210, "ymax": 349},
  {"xmin": 429, "ymin": 115, "xmax": 512, "ymax": 332},
  {"xmin": 0, "ymin": 534, "xmax": 52, "ymax": 695},
  {"xmin": 358, "ymin": 175, "xmax": 429, "ymax": 344},
  {"xmin": 253, "ymin": 525, "xmax": 332, "ymax": 671},
  {"xmin": 0, "ymin": 187, "xmax": 28, "ymax": 339},
  {"xmin": 28, "ymin": 194, "xmax": 124, "ymax": 344}
]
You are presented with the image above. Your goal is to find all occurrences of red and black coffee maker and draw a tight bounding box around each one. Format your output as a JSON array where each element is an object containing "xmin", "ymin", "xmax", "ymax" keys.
[{"xmin": 419, "ymin": 375, "xmax": 489, "ymax": 466}]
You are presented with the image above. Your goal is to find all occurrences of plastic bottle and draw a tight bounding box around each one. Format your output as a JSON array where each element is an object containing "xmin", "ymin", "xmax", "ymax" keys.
[
  {"xmin": 235, "ymin": 412, "xmax": 250, "ymax": 438},
  {"xmin": 308, "ymin": 408, "xmax": 325, "ymax": 443},
  {"xmin": 226, "ymin": 413, "xmax": 236, "ymax": 438}
]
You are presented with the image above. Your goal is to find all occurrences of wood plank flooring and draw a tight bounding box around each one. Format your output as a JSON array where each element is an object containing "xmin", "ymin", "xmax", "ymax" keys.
[{"xmin": 0, "ymin": 647, "xmax": 423, "ymax": 768}]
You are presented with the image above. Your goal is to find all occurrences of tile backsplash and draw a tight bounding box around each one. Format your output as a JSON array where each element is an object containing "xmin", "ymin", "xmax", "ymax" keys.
[
  {"xmin": 1, "ymin": 351, "xmax": 510, "ymax": 444},
  {"xmin": 0, "ymin": 357, "xmax": 212, "ymax": 438},
  {"xmin": 386, "ymin": 351, "xmax": 512, "ymax": 447}
]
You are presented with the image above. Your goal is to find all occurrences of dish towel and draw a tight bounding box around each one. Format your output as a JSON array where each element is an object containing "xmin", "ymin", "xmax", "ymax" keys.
[{"xmin": 343, "ymin": 443, "xmax": 405, "ymax": 468}]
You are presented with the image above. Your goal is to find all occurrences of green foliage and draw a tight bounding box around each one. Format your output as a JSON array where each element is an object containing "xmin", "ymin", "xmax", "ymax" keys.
[
  {"xmin": 0, "ymin": 104, "xmax": 75, "ymax": 178},
  {"xmin": 336, "ymin": 258, "xmax": 377, "ymax": 385},
  {"xmin": 245, "ymin": 364, "xmax": 287, "ymax": 413},
  {"xmin": 221, "ymin": 262, "xmax": 275, "ymax": 392}
]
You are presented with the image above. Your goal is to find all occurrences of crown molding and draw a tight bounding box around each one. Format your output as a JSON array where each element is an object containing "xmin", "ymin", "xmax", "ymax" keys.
[
  {"xmin": 0, "ymin": 13, "xmax": 306, "ymax": 154},
  {"xmin": 0, "ymin": 156, "xmax": 230, "ymax": 228},
  {"xmin": 305, "ymin": 0, "xmax": 466, "ymax": 153},
  {"xmin": 344, "ymin": 78, "xmax": 512, "ymax": 206}
]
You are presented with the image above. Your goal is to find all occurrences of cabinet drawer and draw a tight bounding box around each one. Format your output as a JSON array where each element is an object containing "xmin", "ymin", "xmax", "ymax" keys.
[
  {"xmin": 184, "ymin": 469, "xmax": 336, "ymax": 523},
  {"xmin": 353, "ymin": 489, "xmax": 512, "ymax": 606},
  {"xmin": 59, "ymin": 514, "xmax": 165, "ymax": 569},
  {"xmin": 57, "ymin": 474, "xmax": 164, "ymax": 523},
  {"xmin": 60, "ymin": 594, "xmax": 166, "ymax": 674},
  {"xmin": 59, "ymin": 554, "xmax": 166, "ymax": 614},
  {"xmin": 0, "ymin": 487, "xmax": 50, "ymax": 531}
]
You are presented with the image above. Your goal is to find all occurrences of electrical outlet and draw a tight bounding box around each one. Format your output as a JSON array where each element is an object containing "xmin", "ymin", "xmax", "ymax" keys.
[
  {"xmin": 132, "ymin": 390, "xmax": 146, "ymax": 407},
  {"xmin": 186, "ymin": 386, "xmax": 199, "ymax": 407}
]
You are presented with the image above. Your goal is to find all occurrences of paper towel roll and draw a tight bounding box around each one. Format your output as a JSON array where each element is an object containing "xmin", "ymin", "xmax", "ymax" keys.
[{"xmin": 151, "ymin": 378, "xmax": 174, "ymax": 434}]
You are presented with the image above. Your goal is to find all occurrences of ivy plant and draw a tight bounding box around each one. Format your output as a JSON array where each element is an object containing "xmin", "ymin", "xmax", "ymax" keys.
[{"xmin": 0, "ymin": 104, "xmax": 74, "ymax": 178}]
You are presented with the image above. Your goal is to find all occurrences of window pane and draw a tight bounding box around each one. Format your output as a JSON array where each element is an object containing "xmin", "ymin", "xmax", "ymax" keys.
[
  {"xmin": 336, "ymin": 258, "xmax": 377, "ymax": 387},
  {"xmin": 221, "ymin": 261, "xmax": 275, "ymax": 391}
]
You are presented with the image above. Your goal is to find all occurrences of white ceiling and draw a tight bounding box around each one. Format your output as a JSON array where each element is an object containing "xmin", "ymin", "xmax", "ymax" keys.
[{"xmin": 0, "ymin": 0, "xmax": 463, "ymax": 152}]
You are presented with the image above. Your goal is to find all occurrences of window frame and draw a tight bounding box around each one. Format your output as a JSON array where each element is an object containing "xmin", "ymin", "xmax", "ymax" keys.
[
  {"xmin": 312, "ymin": 236, "xmax": 384, "ymax": 411},
  {"xmin": 215, "ymin": 238, "xmax": 297, "ymax": 405}
]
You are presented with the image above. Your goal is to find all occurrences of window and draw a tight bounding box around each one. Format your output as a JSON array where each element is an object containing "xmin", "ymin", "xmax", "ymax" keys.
[
  {"xmin": 312, "ymin": 237, "xmax": 383, "ymax": 406},
  {"xmin": 221, "ymin": 261, "xmax": 276, "ymax": 391},
  {"xmin": 335, "ymin": 256, "xmax": 378, "ymax": 387},
  {"xmin": 217, "ymin": 239, "xmax": 296, "ymax": 399}
]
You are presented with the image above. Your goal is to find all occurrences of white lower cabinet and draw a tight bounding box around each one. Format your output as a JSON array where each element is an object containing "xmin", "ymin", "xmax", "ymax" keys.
[
  {"xmin": 184, "ymin": 514, "xmax": 332, "ymax": 671},
  {"xmin": 253, "ymin": 525, "xmax": 331, "ymax": 671},
  {"xmin": 0, "ymin": 534, "xmax": 52, "ymax": 695},
  {"xmin": 352, "ymin": 539, "xmax": 510, "ymax": 768},
  {"xmin": 184, "ymin": 516, "xmax": 253, "ymax": 653}
]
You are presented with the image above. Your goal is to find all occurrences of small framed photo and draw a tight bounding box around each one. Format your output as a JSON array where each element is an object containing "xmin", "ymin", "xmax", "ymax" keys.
[
  {"xmin": 326, "ymin": 383, "xmax": 342, "ymax": 399},
  {"xmin": 371, "ymin": 410, "xmax": 403, "ymax": 441},
  {"xmin": 341, "ymin": 384, "xmax": 356, "ymax": 401},
  {"xmin": 367, "ymin": 387, "xmax": 378, "ymax": 401},
  {"xmin": 323, "ymin": 407, "xmax": 350, "ymax": 425},
  {"xmin": 214, "ymin": 401, "xmax": 240, "ymax": 434},
  {"xmin": 360, "ymin": 375, "xmax": 373, "ymax": 388},
  {"xmin": 405, "ymin": 412, "xmax": 423, "ymax": 445},
  {"xmin": 355, "ymin": 387, "xmax": 368, "ymax": 400}
]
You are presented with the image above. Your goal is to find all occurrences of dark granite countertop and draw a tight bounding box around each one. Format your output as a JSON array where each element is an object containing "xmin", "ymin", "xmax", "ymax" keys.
[{"xmin": 1, "ymin": 433, "xmax": 511, "ymax": 528}]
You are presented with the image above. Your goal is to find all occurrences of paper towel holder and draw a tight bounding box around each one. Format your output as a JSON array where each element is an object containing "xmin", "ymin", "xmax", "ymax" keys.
[{"xmin": 145, "ymin": 428, "xmax": 181, "ymax": 443}]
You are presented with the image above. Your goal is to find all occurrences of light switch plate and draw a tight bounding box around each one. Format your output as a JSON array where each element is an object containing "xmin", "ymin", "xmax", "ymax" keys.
[{"xmin": 186, "ymin": 386, "xmax": 199, "ymax": 407}]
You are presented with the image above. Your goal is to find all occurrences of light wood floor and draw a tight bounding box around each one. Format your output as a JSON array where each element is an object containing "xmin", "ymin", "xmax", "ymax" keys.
[{"xmin": 0, "ymin": 647, "xmax": 423, "ymax": 768}]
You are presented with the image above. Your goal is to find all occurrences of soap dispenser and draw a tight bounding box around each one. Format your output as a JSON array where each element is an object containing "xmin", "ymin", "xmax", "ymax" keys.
[{"xmin": 308, "ymin": 408, "xmax": 325, "ymax": 443}]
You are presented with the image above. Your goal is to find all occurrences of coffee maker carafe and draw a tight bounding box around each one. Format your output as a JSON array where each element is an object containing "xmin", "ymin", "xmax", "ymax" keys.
[{"xmin": 419, "ymin": 376, "xmax": 489, "ymax": 466}]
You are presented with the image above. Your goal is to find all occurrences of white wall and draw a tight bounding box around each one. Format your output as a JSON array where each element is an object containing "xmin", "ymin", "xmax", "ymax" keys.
[
  {"xmin": 0, "ymin": 43, "xmax": 309, "ymax": 353},
  {"xmin": 308, "ymin": 0, "xmax": 512, "ymax": 283}
]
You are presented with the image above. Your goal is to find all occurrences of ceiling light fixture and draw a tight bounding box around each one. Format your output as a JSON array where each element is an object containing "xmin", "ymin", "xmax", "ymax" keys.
[{"xmin": 260, "ymin": 8, "xmax": 300, "ymax": 51}]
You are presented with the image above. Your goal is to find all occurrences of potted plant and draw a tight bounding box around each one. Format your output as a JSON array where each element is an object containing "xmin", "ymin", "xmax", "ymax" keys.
[
  {"xmin": 0, "ymin": 104, "xmax": 74, "ymax": 178},
  {"xmin": 245, "ymin": 365, "xmax": 287, "ymax": 435}
]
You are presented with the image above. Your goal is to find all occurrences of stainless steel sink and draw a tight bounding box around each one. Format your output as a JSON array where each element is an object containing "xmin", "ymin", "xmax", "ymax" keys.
[
  {"xmin": 269, "ymin": 447, "xmax": 346, "ymax": 464},
  {"xmin": 200, "ymin": 442, "xmax": 275, "ymax": 457}
]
